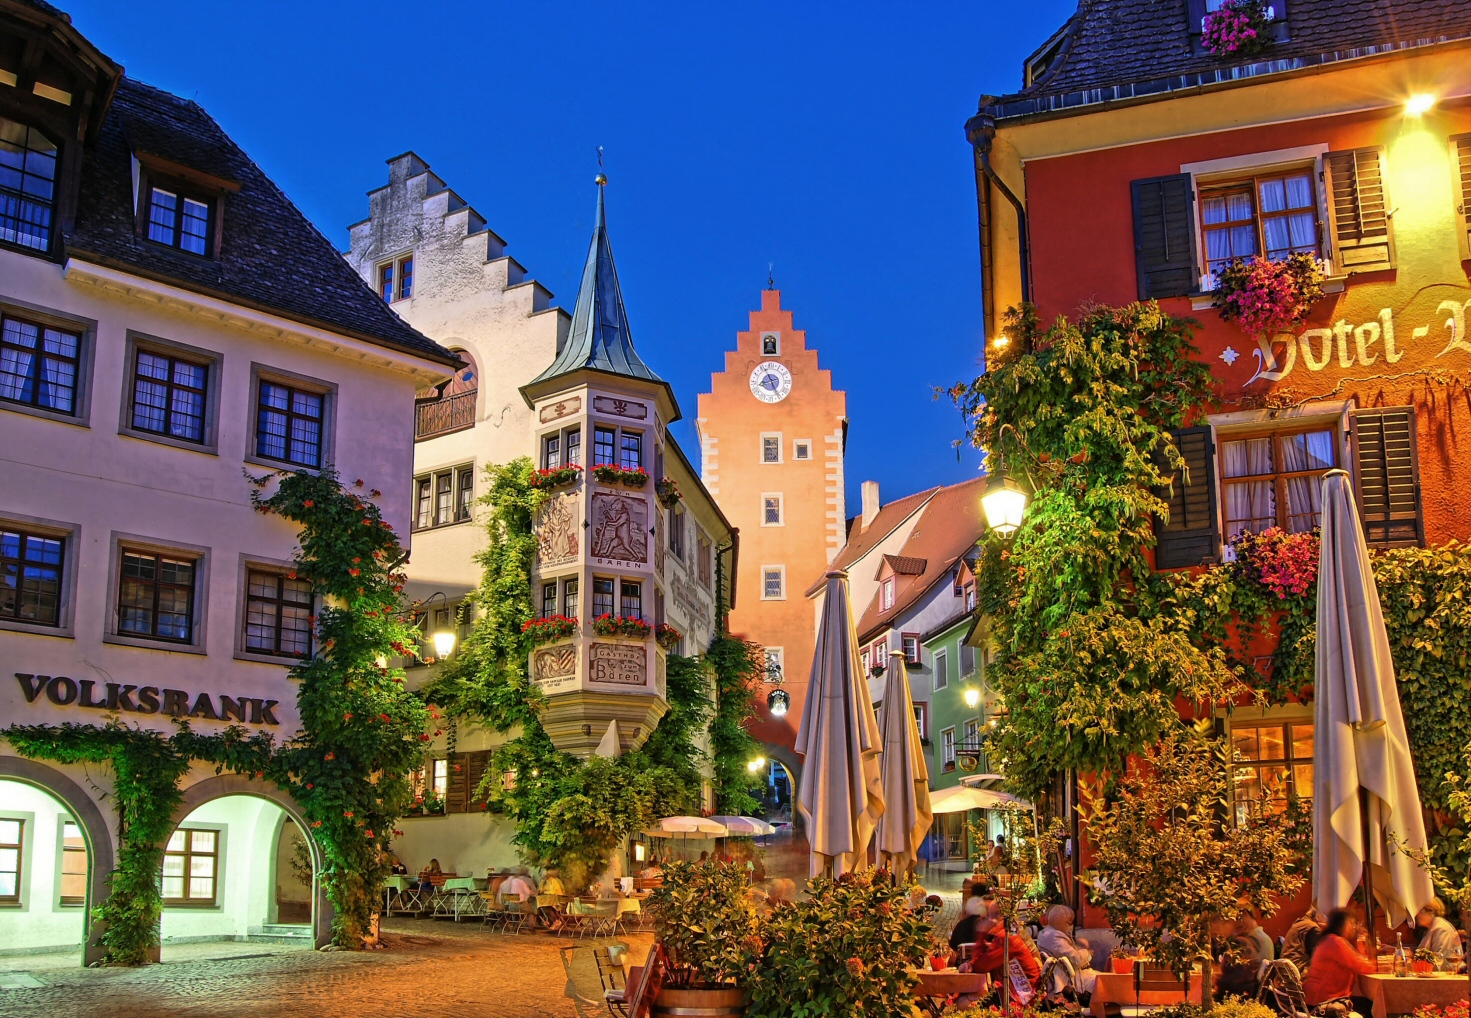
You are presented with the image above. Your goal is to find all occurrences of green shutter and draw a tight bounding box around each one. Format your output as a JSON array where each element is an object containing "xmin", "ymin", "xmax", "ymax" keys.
[
  {"xmin": 1131, "ymin": 174, "xmax": 1199, "ymax": 300},
  {"xmin": 1154, "ymin": 425, "xmax": 1219, "ymax": 569}
]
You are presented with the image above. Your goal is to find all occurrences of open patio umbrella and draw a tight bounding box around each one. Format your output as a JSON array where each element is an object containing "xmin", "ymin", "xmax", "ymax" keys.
[
  {"xmin": 929, "ymin": 785, "xmax": 1032, "ymax": 814},
  {"xmin": 795, "ymin": 570, "xmax": 885, "ymax": 878},
  {"xmin": 875, "ymin": 649, "xmax": 931, "ymax": 875},
  {"xmin": 1314, "ymin": 469, "xmax": 1434, "ymax": 932},
  {"xmin": 709, "ymin": 816, "xmax": 776, "ymax": 837},
  {"xmin": 644, "ymin": 816, "xmax": 729, "ymax": 840}
]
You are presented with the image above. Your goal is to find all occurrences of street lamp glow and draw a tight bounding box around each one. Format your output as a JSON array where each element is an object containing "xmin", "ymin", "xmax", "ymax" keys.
[
  {"xmin": 767, "ymin": 688, "xmax": 790, "ymax": 717},
  {"xmin": 431, "ymin": 629, "xmax": 457, "ymax": 659},
  {"xmin": 992, "ymin": 333, "xmax": 1011, "ymax": 350},
  {"xmin": 981, "ymin": 468, "xmax": 1029, "ymax": 536},
  {"xmin": 747, "ymin": 757, "xmax": 767, "ymax": 773},
  {"xmin": 1406, "ymin": 93, "xmax": 1436, "ymax": 116},
  {"xmin": 963, "ymin": 685, "xmax": 981, "ymax": 709}
]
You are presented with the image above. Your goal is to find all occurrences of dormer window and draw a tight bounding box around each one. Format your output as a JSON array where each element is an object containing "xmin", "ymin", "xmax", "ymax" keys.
[
  {"xmin": 0, "ymin": 117, "xmax": 58, "ymax": 253},
  {"xmin": 145, "ymin": 186, "xmax": 211, "ymax": 255},
  {"xmin": 379, "ymin": 255, "xmax": 413, "ymax": 302}
]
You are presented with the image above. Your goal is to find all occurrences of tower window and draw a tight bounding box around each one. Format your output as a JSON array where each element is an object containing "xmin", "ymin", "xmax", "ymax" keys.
[
  {"xmin": 762, "ymin": 435, "xmax": 781, "ymax": 463},
  {"xmin": 761, "ymin": 332, "xmax": 780, "ymax": 355},
  {"xmin": 378, "ymin": 255, "xmax": 414, "ymax": 301}
]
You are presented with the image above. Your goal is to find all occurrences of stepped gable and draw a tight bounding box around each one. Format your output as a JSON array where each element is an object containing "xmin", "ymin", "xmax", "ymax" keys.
[{"xmin": 68, "ymin": 78, "xmax": 453, "ymax": 366}]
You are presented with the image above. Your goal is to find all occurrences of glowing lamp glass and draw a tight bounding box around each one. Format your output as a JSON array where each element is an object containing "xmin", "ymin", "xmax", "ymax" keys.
[
  {"xmin": 963, "ymin": 686, "xmax": 981, "ymax": 709},
  {"xmin": 1406, "ymin": 93, "xmax": 1436, "ymax": 116},
  {"xmin": 981, "ymin": 472, "xmax": 1028, "ymax": 536},
  {"xmin": 431, "ymin": 630, "xmax": 457, "ymax": 659},
  {"xmin": 767, "ymin": 688, "xmax": 790, "ymax": 717}
]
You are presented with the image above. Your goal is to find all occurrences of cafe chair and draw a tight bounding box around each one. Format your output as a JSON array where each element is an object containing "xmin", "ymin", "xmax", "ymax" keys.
[{"xmin": 1258, "ymin": 958, "xmax": 1310, "ymax": 1018}]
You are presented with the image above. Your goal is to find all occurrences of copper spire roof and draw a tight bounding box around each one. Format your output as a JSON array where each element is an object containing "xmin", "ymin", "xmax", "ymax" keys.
[{"xmin": 525, "ymin": 178, "xmax": 678, "ymax": 415}]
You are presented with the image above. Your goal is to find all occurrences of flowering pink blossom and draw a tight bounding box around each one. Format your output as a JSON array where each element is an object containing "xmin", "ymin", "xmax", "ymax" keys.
[
  {"xmin": 1214, "ymin": 254, "xmax": 1324, "ymax": 337},
  {"xmin": 1202, "ymin": 0, "xmax": 1272, "ymax": 57},
  {"xmin": 1230, "ymin": 527, "xmax": 1318, "ymax": 599}
]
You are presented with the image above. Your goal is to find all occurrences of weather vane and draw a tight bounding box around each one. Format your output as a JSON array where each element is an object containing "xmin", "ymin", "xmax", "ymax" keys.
[
  {"xmin": 767, "ymin": 262, "xmax": 775, "ymax": 290},
  {"xmin": 596, "ymin": 146, "xmax": 606, "ymax": 187}
]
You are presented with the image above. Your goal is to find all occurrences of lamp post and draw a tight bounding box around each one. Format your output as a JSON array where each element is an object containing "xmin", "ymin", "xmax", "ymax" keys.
[
  {"xmin": 408, "ymin": 591, "xmax": 459, "ymax": 661},
  {"xmin": 980, "ymin": 454, "xmax": 1029, "ymax": 536}
]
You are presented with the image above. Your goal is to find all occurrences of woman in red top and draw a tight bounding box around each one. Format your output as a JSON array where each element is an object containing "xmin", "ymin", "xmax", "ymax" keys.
[
  {"xmin": 1303, "ymin": 908, "xmax": 1377, "ymax": 1016},
  {"xmin": 970, "ymin": 920, "xmax": 1042, "ymax": 996}
]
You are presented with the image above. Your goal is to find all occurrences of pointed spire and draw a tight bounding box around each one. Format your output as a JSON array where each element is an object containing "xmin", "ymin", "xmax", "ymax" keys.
[{"xmin": 526, "ymin": 175, "xmax": 667, "ymax": 393}]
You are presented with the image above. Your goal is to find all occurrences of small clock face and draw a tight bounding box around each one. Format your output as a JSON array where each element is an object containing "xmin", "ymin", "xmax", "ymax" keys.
[{"xmin": 749, "ymin": 361, "xmax": 793, "ymax": 403}]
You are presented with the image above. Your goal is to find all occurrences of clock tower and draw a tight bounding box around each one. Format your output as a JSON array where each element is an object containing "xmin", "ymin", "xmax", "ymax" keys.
[{"xmin": 697, "ymin": 289, "xmax": 847, "ymax": 755}]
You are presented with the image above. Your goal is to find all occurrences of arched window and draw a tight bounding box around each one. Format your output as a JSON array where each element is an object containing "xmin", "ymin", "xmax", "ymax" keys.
[{"xmin": 414, "ymin": 348, "xmax": 477, "ymax": 440}]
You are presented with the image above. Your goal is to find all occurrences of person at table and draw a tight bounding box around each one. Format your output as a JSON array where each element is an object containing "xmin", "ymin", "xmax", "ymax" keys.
[
  {"xmin": 500, "ymin": 867, "xmax": 538, "ymax": 902},
  {"xmin": 1302, "ymin": 908, "xmax": 1377, "ymax": 1018},
  {"xmin": 1283, "ymin": 906, "xmax": 1327, "ymax": 973},
  {"xmin": 1214, "ymin": 915, "xmax": 1270, "ymax": 1000},
  {"xmin": 639, "ymin": 856, "xmax": 663, "ymax": 879},
  {"xmin": 1037, "ymin": 904, "xmax": 1101, "ymax": 995},
  {"xmin": 389, "ymin": 855, "xmax": 408, "ymax": 876},
  {"xmin": 970, "ymin": 906, "xmax": 1042, "ymax": 994},
  {"xmin": 540, "ymin": 868, "xmax": 567, "ymax": 897},
  {"xmin": 948, "ymin": 892, "xmax": 991, "ymax": 955},
  {"xmin": 986, "ymin": 838, "xmax": 1007, "ymax": 874},
  {"xmin": 417, "ymin": 858, "xmax": 443, "ymax": 894},
  {"xmin": 1237, "ymin": 912, "xmax": 1274, "ymax": 965},
  {"xmin": 1414, "ymin": 898, "xmax": 1464, "ymax": 968}
]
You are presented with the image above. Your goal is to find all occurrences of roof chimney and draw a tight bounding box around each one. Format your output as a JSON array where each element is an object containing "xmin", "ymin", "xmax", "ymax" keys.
[{"xmin": 861, "ymin": 480, "xmax": 880, "ymax": 530}]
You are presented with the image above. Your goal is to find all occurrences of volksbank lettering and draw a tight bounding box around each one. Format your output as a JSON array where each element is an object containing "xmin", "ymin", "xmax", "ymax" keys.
[{"xmin": 14, "ymin": 673, "xmax": 280, "ymax": 726}]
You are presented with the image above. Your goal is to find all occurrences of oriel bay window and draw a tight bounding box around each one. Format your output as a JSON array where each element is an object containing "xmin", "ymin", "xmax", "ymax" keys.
[
  {"xmin": 542, "ymin": 427, "xmax": 582, "ymax": 469},
  {"xmin": 162, "ymin": 828, "xmax": 217, "ymax": 905},
  {"xmin": 118, "ymin": 550, "xmax": 196, "ymax": 642},
  {"xmin": 542, "ymin": 582, "xmax": 557, "ymax": 617},
  {"xmin": 563, "ymin": 577, "xmax": 579, "ymax": 618},
  {"xmin": 592, "ymin": 577, "xmax": 616, "ymax": 618},
  {"xmin": 620, "ymin": 580, "xmax": 642, "ymax": 620},
  {"xmin": 620, "ymin": 430, "xmax": 643, "ymax": 470},
  {"xmin": 593, "ymin": 426, "xmax": 617, "ymax": 466},
  {"xmin": 1, "ymin": 312, "xmax": 80, "ymax": 415},
  {"xmin": 245, "ymin": 569, "xmax": 313, "ymax": 658},
  {"xmin": 1, "ymin": 527, "xmax": 63, "ymax": 626},
  {"xmin": 414, "ymin": 465, "xmax": 473, "ymax": 530}
]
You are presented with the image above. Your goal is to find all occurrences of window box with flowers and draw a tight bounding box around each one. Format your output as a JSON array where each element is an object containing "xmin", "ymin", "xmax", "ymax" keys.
[
  {"xmin": 1202, "ymin": 0, "xmax": 1273, "ymax": 58},
  {"xmin": 1213, "ymin": 254, "xmax": 1325, "ymax": 338},
  {"xmin": 522, "ymin": 614, "xmax": 579, "ymax": 645},
  {"xmin": 415, "ymin": 793, "xmax": 446, "ymax": 816},
  {"xmin": 593, "ymin": 464, "xmax": 650, "ymax": 488},
  {"xmin": 529, "ymin": 464, "xmax": 583, "ymax": 491},
  {"xmin": 655, "ymin": 622, "xmax": 682, "ymax": 651},
  {"xmin": 655, "ymin": 477, "xmax": 682, "ymax": 508},
  {"xmin": 592, "ymin": 614, "xmax": 653, "ymax": 639}
]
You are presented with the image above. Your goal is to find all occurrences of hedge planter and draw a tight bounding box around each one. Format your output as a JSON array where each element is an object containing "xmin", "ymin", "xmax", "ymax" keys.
[
  {"xmin": 655, "ymin": 623, "xmax": 682, "ymax": 651},
  {"xmin": 652, "ymin": 987, "xmax": 747, "ymax": 1017}
]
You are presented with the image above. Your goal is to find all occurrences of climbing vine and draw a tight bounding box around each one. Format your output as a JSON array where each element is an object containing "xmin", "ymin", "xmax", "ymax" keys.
[
  {"xmin": 429, "ymin": 458, "xmax": 754, "ymax": 889},
  {"xmin": 4, "ymin": 468, "xmax": 429, "ymax": 959},
  {"xmin": 706, "ymin": 633, "xmax": 765, "ymax": 816},
  {"xmin": 956, "ymin": 301, "xmax": 1471, "ymax": 883}
]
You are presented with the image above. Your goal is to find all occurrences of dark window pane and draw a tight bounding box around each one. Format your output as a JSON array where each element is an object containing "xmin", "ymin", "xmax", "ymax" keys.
[
  {"xmin": 117, "ymin": 551, "xmax": 194, "ymax": 641},
  {"xmin": 620, "ymin": 432, "xmax": 642, "ymax": 470},
  {"xmin": 594, "ymin": 427, "xmax": 616, "ymax": 466},
  {"xmin": 0, "ymin": 529, "xmax": 63, "ymax": 625},
  {"xmin": 148, "ymin": 188, "xmax": 178, "ymax": 244},
  {"xmin": 181, "ymin": 198, "xmax": 209, "ymax": 254},
  {"xmin": 1, "ymin": 314, "xmax": 79, "ymax": 414},
  {"xmin": 257, "ymin": 381, "xmax": 324, "ymax": 467},
  {"xmin": 0, "ymin": 118, "xmax": 57, "ymax": 250}
]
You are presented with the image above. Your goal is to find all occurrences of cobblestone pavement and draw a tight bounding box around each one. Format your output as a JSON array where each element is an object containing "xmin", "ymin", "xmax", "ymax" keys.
[{"xmin": 0, "ymin": 919, "xmax": 653, "ymax": 1018}]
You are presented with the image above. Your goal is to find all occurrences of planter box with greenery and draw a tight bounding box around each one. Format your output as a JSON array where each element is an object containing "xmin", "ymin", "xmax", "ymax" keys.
[
  {"xmin": 591, "ymin": 614, "xmax": 652, "ymax": 639},
  {"xmin": 528, "ymin": 464, "xmax": 583, "ymax": 490},
  {"xmin": 648, "ymin": 859, "xmax": 760, "ymax": 1006},
  {"xmin": 592, "ymin": 464, "xmax": 650, "ymax": 488},
  {"xmin": 521, "ymin": 614, "xmax": 578, "ymax": 645},
  {"xmin": 655, "ymin": 476, "xmax": 682, "ymax": 508},
  {"xmin": 655, "ymin": 623, "xmax": 682, "ymax": 651}
]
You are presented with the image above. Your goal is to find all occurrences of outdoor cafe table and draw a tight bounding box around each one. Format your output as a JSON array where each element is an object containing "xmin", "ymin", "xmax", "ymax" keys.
[
  {"xmin": 912, "ymin": 969, "xmax": 990, "ymax": 1016},
  {"xmin": 433, "ymin": 876, "xmax": 487, "ymax": 921},
  {"xmin": 1358, "ymin": 973, "xmax": 1469, "ymax": 1018},
  {"xmin": 1088, "ymin": 970, "xmax": 1206, "ymax": 1017}
]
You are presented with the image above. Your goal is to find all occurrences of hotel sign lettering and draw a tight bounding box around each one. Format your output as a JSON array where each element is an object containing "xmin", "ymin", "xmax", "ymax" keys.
[
  {"xmin": 1248, "ymin": 294, "xmax": 1471, "ymax": 385},
  {"xmin": 15, "ymin": 673, "xmax": 280, "ymax": 726}
]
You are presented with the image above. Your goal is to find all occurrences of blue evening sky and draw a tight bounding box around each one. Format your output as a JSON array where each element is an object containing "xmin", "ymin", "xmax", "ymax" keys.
[{"xmin": 65, "ymin": 1, "xmax": 1076, "ymax": 510}]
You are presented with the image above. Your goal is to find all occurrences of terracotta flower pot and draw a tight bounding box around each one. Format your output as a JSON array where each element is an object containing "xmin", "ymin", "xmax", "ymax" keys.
[
  {"xmin": 1112, "ymin": 957, "xmax": 1137, "ymax": 974},
  {"xmin": 931, "ymin": 954, "xmax": 951, "ymax": 971},
  {"xmin": 652, "ymin": 986, "xmax": 748, "ymax": 1017}
]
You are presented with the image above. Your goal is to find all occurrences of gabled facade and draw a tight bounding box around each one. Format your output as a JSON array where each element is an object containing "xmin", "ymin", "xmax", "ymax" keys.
[{"xmin": 0, "ymin": 0, "xmax": 455, "ymax": 960}]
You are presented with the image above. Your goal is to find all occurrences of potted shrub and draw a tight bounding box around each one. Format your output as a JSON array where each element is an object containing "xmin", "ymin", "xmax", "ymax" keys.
[
  {"xmin": 592, "ymin": 463, "xmax": 624, "ymax": 485},
  {"xmin": 647, "ymin": 859, "xmax": 761, "ymax": 1015},
  {"xmin": 620, "ymin": 466, "xmax": 650, "ymax": 489},
  {"xmin": 591, "ymin": 614, "xmax": 652, "ymax": 639},
  {"xmin": 655, "ymin": 476, "xmax": 682, "ymax": 508},
  {"xmin": 748, "ymin": 869, "xmax": 934, "ymax": 1017},
  {"xmin": 528, "ymin": 464, "xmax": 583, "ymax": 490},
  {"xmin": 655, "ymin": 622, "xmax": 682, "ymax": 651},
  {"xmin": 1213, "ymin": 254, "xmax": 1324, "ymax": 338},
  {"xmin": 521, "ymin": 614, "xmax": 578, "ymax": 645},
  {"xmin": 1202, "ymin": 0, "xmax": 1273, "ymax": 58}
]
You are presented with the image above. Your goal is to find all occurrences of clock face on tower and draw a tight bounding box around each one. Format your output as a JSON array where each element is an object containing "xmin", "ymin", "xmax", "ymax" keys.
[{"xmin": 749, "ymin": 361, "xmax": 793, "ymax": 403}]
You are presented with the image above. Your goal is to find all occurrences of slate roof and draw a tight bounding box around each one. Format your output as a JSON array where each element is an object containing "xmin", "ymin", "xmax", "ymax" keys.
[
  {"xmin": 526, "ymin": 182, "xmax": 677, "ymax": 413},
  {"xmin": 853, "ymin": 477, "xmax": 986, "ymax": 641},
  {"xmin": 67, "ymin": 77, "xmax": 455, "ymax": 367},
  {"xmin": 981, "ymin": 0, "xmax": 1471, "ymax": 121}
]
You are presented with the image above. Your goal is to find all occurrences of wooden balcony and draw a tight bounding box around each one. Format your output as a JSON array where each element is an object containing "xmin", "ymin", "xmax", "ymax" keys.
[{"xmin": 415, "ymin": 391, "xmax": 476, "ymax": 441}]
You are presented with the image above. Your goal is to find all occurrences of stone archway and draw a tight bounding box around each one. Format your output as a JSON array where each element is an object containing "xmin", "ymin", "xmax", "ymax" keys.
[
  {"xmin": 172, "ymin": 775, "xmax": 333, "ymax": 949},
  {"xmin": 0, "ymin": 756, "xmax": 116, "ymax": 966}
]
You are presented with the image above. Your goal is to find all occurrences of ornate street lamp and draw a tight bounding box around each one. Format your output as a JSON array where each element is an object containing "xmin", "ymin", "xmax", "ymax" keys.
[
  {"xmin": 963, "ymin": 685, "xmax": 982, "ymax": 709},
  {"xmin": 766, "ymin": 688, "xmax": 790, "ymax": 717},
  {"xmin": 981, "ymin": 456, "xmax": 1028, "ymax": 536}
]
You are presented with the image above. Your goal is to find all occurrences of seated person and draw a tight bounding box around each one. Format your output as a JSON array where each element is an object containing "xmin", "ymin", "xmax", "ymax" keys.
[
  {"xmin": 1037, "ymin": 904, "xmax": 1101, "ymax": 995},
  {"xmin": 389, "ymin": 855, "xmax": 408, "ymax": 875},
  {"xmin": 500, "ymin": 867, "xmax": 538, "ymax": 902},
  {"xmin": 417, "ymin": 858, "xmax": 443, "ymax": 893},
  {"xmin": 949, "ymin": 892, "xmax": 991, "ymax": 955},
  {"xmin": 638, "ymin": 856, "xmax": 663, "ymax": 879},
  {"xmin": 1215, "ymin": 917, "xmax": 1270, "ymax": 1000},
  {"xmin": 970, "ymin": 906, "xmax": 1042, "ymax": 994},
  {"xmin": 1415, "ymin": 898, "xmax": 1465, "ymax": 968},
  {"xmin": 540, "ymin": 868, "xmax": 567, "ymax": 897},
  {"xmin": 1303, "ymin": 908, "xmax": 1377, "ymax": 1018},
  {"xmin": 1282, "ymin": 906, "xmax": 1326, "ymax": 973}
]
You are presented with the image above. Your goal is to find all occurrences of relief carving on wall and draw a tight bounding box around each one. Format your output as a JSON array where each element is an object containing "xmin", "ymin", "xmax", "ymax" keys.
[
  {"xmin": 589, "ymin": 643, "xmax": 647, "ymax": 686},
  {"xmin": 672, "ymin": 575, "xmax": 714, "ymax": 642},
  {"xmin": 536, "ymin": 493, "xmax": 579, "ymax": 568},
  {"xmin": 532, "ymin": 643, "xmax": 578, "ymax": 694},
  {"xmin": 655, "ymin": 508, "xmax": 665, "ymax": 576},
  {"xmin": 592, "ymin": 395, "xmax": 647, "ymax": 420},
  {"xmin": 590, "ymin": 493, "xmax": 648, "ymax": 565},
  {"xmin": 539, "ymin": 396, "xmax": 582, "ymax": 423}
]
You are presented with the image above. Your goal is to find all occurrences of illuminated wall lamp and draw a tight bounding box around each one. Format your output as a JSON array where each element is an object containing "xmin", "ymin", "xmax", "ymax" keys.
[
  {"xmin": 1406, "ymin": 93, "xmax": 1436, "ymax": 116},
  {"xmin": 963, "ymin": 685, "xmax": 982, "ymax": 709}
]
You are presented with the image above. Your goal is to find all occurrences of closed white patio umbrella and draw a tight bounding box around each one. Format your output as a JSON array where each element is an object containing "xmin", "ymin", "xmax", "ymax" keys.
[
  {"xmin": 1314, "ymin": 469, "xmax": 1433, "ymax": 931},
  {"xmin": 875, "ymin": 649, "xmax": 932, "ymax": 875},
  {"xmin": 795, "ymin": 570, "xmax": 885, "ymax": 878}
]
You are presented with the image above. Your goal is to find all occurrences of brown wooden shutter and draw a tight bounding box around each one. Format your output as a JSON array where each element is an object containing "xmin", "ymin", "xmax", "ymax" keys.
[
  {"xmin": 1324, "ymin": 147, "xmax": 1395, "ymax": 272},
  {"xmin": 1451, "ymin": 134, "xmax": 1471, "ymax": 262},
  {"xmin": 1131, "ymin": 174, "xmax": 1199, "ymax": 300},
  {"xmin": 1350, "ymin": 407, "xmax": 1423, "ymax": 548},
  {"xmin": 464, "ymin": 751, "xmax": 489, "ymax": 811},
  {"xmin": 1154, "ymin": 425, "xmax": 1219, "ymax": 569},
  {"xmin": 445, "ymin": 755, "xmax": 467, "ymax": 813}
]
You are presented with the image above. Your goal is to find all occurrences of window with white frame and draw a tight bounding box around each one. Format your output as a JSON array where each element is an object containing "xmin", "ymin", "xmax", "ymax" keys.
[
  {"xmin": 942, "ymin": 727, "xmax": 957, "ymax": 768},
  {"xmin": 0, "ymin": 818, "xmax": 20, "ymax": 902},
  {"xmin": 902, "ymin": 633, "xmax": 920, "ymax": 665},
  {"xmin": 933, "ymin": 649, "xmax": 949, "ymax": 690},
  {"xmin": 762, "ymin": 494, "xmax": 783, "ymax": 526},
  {"xmin": 763, "ymin": 647, "xmax": 784, "ymax": 681},
  {"xmin": 59, "ymin": 820, "xmax": 87, "ymax": 905},
  {"xmin": 162, "ymin": 828, "xmax": 217, "ymax": 905},
  {"xmin": 881, "ymin": 578, "xmax": 895, "ymax": 611},
  {"xmin": 762, "ymin": 434, "xmax": 782, "ymax": 463},
  {"xmin": 794, "ymin": 440, "xmax": 811, "ymax": 460},
  {"xmin": 414, "ymin": 465, "xmax": 474, "ymax": 530},
  {"xmin": 762, "ymin": 566, "xmax": 785, "ymax": 600},
  {"xmin": 912, "ymin": 702, "xmax": 928, "ymax": 741},
  {"xmin": 669, "ymin": 508, "xmax": 686, "ymax": 559}
]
